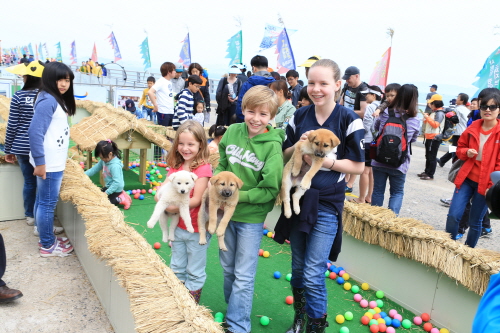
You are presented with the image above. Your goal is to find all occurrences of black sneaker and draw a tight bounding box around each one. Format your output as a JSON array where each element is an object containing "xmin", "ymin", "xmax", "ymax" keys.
[
  {"xmin": 480, "ymin": 228, "xmax": 492, "ymax": 238},
  {"xmin": 437, "ymin": 158, "xmax": 445, "ymax": 168}
]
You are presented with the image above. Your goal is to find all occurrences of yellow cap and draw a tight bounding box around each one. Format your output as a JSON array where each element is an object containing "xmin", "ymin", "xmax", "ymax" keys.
[
  {"xmin": 6, "ymin": 61, "xmax": 44, "ymax": 77},
  {"xmin": 299, "ymin": 55, "xmax": 321, "ymax": 67}
]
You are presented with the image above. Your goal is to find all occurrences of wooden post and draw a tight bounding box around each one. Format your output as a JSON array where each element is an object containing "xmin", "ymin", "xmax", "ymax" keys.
[
  {"xmin": 139, "ymin": 149, "xmax": 147, "ymax": 185},
  {"xmin": 123, "ymin": 149, "xmax": 129, "ymax": 170},
  {"xmin": 86, "ymin": 150, "xmax": 92, "ymax": 170}
]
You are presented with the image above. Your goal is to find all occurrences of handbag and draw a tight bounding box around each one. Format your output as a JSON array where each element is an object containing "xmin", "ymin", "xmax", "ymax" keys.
[{"xmin": 448, "ymin": 159, "xmax": 464, "ymax": 183}]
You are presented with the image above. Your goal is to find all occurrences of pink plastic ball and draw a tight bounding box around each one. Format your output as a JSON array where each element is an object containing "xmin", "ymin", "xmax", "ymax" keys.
[
  {"xmin": 388, "ymin": 309, "xmax": 397, "ymax": 318},
  {"xmin": 413, "ymin": 316, "xmax": 422, "ymax": 325},
  {"xmin": 353, "ymin": 294, "xmax": 363, "ymax": 302},
  {"xmin": 386, "ymin": 327, "xmax": 395, "ymax": 333},
  {"xmin": 369, "ymin": 301, "xmax": 377, "ymax": 309},
  {"xmin": 339, "ymin": 270, "xmax": 345, "ymax": 277},
  {"xmin": 327, "ymin": 263, "xmax": 331, "ymax": 269},
  {"xmin": 394, "ymin": 314, "xmax": 403, "ymax": 322},
  {"xmin": 132, "ymin": 190, "xmax": 137, "ymax": 194},
  {"xmin": 148, "ymin": 189, "xmax": 153, "ymax": 193},
  {"xmin": 360, "ymin": 299, "xmax": 369, "ymax": 308},
  {"xmin": 430, "ymin": 329, "xmax": 440, "ymax": 333}
]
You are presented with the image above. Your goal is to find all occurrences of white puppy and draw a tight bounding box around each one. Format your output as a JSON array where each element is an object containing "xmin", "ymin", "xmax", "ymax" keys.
[{"xmin": 146, "ymin": 170, "xmax": 198, "ymax": 242}]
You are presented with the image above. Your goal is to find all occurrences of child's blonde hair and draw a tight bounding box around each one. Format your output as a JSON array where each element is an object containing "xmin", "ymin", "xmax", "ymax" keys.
[
  {"xmin": 309, "ymin": 59, "xmax": 342, "ymax": 101},
  {"xmin": 166, "ymin": 120, "xmax": 209, "ymax": 170},
  {"xmin": 241, "ymin": 85, "xmax": 279, "ymax": 118}
]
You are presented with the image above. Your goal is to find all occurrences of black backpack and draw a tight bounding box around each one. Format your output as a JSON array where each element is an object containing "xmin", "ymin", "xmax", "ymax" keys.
[
  {"xmin": 374, "ymin": 109, "xmax": 410, "ymax": 167},
  {"xmin": 438, "ymin": 110, "xmax": 459, "ymax": 141}
]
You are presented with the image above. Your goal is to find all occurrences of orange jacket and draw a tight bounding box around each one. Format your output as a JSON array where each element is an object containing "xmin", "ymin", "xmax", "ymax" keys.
[{"xmin": 455, "ymin": 119, "xmax": 500, "ymax": 195}]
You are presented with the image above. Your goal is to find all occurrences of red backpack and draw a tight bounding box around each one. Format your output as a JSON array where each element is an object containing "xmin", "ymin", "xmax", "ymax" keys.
[{"xmin": 374, "ymin": 109, "xmax": 410, "ymax": 167}]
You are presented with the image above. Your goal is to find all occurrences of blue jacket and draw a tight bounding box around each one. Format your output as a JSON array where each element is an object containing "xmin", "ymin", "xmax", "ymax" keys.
[
  {"xmin": 85, "ymin": 156, "xmax": 124, "ymax": 195},
  {"xmin": 235, "ymin": 72, "xmax": 275, "ymax": 122}
]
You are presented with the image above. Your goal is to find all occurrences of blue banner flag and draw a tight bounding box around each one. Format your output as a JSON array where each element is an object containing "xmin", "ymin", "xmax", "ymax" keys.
[
  {"xmin": 139, "ymin": 37, "xmax": 151, "ymax": 70},
  {"xmin": 259, "ymin": 24, "xmax": 298, "ymax": 52},
  {"xmin": 108, "ymin": 31, "xmax": 122, "ymax": 62},
  {"xmin": 70, "ymin": 40, "xmax": 77, "ymax": 65},
  {"xmin": 473, "ymin": 46, "xmax": 500, "ymax": 90},
  {"xmin": 179, "ymin": 33, "xmax": 191, "ymax": 68},
  {"xmin": 43, "ymin": 43, "xmax": 49, "ymax": 59},
  {"xmin": 276, "ymin": 28, "xmax": 296, "ymax": 74},
  {"xmin": 28, "ymin": 43, "xmax": 34, "ymax": 56},
  {"xmin": 39, "ymin": 43, "xmax": 43, "ymax": 60},
  {"xmin": 225, "ymin": 30, "xmax": 242, "ymax": 66},
  {"xmin": 55, "ymin": 42, "xmax": 62, "ymax": 62}
]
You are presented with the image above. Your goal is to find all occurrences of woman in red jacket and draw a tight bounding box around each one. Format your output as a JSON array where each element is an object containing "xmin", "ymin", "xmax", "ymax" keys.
[{"xmin": 445, "ymin": 90, "xmax": 500, "ymax": 248}]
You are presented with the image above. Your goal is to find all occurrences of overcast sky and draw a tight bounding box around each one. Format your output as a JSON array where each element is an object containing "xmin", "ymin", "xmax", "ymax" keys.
[{"xmin": 3, "ymin": 0, "xmax": 500, "ymax": 95}]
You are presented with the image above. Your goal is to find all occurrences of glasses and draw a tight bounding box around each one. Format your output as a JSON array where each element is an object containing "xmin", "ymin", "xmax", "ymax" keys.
[{"xmin": 480, "ymin": 105, "xmax": 500, "ymax": 111}]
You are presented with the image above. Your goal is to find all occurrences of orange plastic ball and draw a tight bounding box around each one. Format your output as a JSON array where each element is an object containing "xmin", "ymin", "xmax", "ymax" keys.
[
  {"xmin": 423, "ymin": 323, "xmax": 433, "ymax": 332},
  {"xmin": 361, "ymin": 316, "xmax": 370, "ymax": 325},
  {"xmin": 421, "ymin": 313, "xmax": 431, "ymax": 322},
  {"xmin": 285, "ymin": 296, "xmax": 294, "ymax": 305},
  {"xmin": 373, "ymin": 314, "xmax": 381, "ymax": 320},
  {"xmin": 378, "ymin": 323, "xmax": 387, "ymax": 332},
  {"xmin": 258, "ymin": 249, "xmax": 264, "ymax": 256},
  {"xmin": 370, "ymin": 324, "xmax": 380, "ymax": 333}
]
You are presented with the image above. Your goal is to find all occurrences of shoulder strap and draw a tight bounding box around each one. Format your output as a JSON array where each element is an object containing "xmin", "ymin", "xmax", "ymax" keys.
[{"xmin": 388, "ymin": 108, "xmax": 396, "ymax": 117}]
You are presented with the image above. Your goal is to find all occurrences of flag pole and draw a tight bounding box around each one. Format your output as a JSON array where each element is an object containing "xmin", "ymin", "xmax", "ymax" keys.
[{"xmin": 386, "ymin": 28, "xmax": 395, "ymax": 82}]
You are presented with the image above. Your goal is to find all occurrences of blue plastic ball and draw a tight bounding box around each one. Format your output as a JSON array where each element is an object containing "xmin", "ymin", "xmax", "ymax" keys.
[
  {"xmin": 127, "ymin": 190, "xmax": 132, "ymax": 195},
  {"xmin": 391, "ymin": 318, "xmax": 401, "ymax": 328},
  {"xmin": 263, "ymin": 229, "xmax": 269, "ymax": 235},
  {"xmin": 337, "ymin": 266, "xmax": 344, "ymax": 271},
  {"xmin": 273, "ymin": 271, "xmax": 281, "ymax": 279},
  {"xmin": 129, "ymin": 166, "xmax": 133, "ymax": 169},
  {"xmin": 384, "ymin": 317, "xmax": 392, "ymax": 326},
  {"xmin": 329, "ymin": 265, "xmax": 336, "ymax": 272},
  {"xmin": 379, "ymin": 312, "xmax": 387, "ymax": 318},
  {"xmin": 336, "ymin": 277, "xmax": 344, "ymax": 284},
  {"xmin": 139, "ymin": 195, "xmax": 144, "ymax": 200},
  {"xmin": 334, "ymin": 267, "xmax": 341, "ymax": 274}
]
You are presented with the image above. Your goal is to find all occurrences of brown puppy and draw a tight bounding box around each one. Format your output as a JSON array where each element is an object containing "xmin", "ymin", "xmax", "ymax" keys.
[
  {"xmin": 198, "ymin": 171, "xmax": 243, "ymax": 251},
  {"xmin": 281, "ymin": 128, "xmax": 341, "ymax": 218}
]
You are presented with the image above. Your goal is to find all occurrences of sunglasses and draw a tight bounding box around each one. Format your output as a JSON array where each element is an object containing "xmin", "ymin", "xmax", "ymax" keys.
[{"xmin": 480, "ymin": 105, "xmax": 500, "ymax": 111}]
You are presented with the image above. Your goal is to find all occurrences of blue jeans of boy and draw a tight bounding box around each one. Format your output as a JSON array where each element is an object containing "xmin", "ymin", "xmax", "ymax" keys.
[
  {"xmin": 35, "ymin": 171, "xmax": 63, "ymax": 248},
  {"xmin": 170, "ymin": 227, "xmax": 211, "ymax": 291},
  {"xmin": 16, "ymin": 155, "xmax": 36, "ymax": 218},
  {"xmin": 290, "ymin": 210, "xmax": 338, "ymax": 319},
  {"xmin": 219, "ymin": 220, "xmax": 263, "ymax": 333},
  {"xmin": 372, "ymin": 166, "xmax": 407, "ymax": 215},
  {"xmin": 445, "ymin": 178, "xmax": 488, "ymax": 248}
]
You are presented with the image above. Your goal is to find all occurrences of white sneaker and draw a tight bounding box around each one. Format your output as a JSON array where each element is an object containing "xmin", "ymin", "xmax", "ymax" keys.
[
  {"xmin": 34, "ymin": 226, "xmax": 64, "ymax": 236},
  {"xmin": 26, "ymin": 217, "xmax": 35, "ymax": 226},
  {"xmin": 39, "ymin": 239, "xmax": 73, "ymax": 257}
]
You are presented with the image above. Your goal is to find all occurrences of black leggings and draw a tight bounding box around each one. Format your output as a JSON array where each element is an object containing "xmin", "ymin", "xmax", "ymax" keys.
[
  {"xmin": 0, "ymin": 234, "xmax": 6, "ymax": 287},
  {"xmin": 102, "ymin": 187, "xmax": 121, "ymax": 205},
  {"xmin": 424, "ymin": 139, "xmax": 441, "ymax": 178}
]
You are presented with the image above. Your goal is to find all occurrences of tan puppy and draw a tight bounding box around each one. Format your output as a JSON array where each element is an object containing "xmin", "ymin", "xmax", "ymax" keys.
[
  {"xmin": 198, "ymin": 171, "xmax": 243, "ymax": 251},
  {"xmin": 281, "ymin": 129, "xmax": 341, "ymax": 218}
]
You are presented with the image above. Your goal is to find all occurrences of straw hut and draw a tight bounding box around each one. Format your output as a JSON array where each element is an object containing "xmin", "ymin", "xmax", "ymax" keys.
[{"xmin": 71, "ymin": 100, "xmax": 172, "ymax": 185}]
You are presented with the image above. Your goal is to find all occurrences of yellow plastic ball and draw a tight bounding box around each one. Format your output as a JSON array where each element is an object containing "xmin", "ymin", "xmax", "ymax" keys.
[
  {"xmin": 263, "ymin": 251, "xmax": 270, "ymax": 258},
  {"xmin": 335, "ymin": 315, "xmax": 345, "ymax": 324},
  {"xmin": 374, "ymin": 307, "xmax": 381, "ymax": 313},
  {"xmin": 364, "ymin": 312, "xmax": 373, "ymax": 319},
  {"xmin": 158, "ymin": 174, "xmax": 163, "ymax": 179},
  {"xmin": 377, "ymin": 318, "xmax": 385, "ymax": 324},
  {"xmin": 267, "ymin": 231, "xmax": 273, "ymax": 238},
  {"xmin": 342, "ymin": 273, "xmax": 350, "ymax": 281},
  {"xmin": 343, "ymin": 282, "xmax": 352, "ymax": 291},
  {"xmin": 361, "ymin": 283, "xmax": 370, "ymax": 290},
  {"xmin": 440, "ymin": 329, "xmax": 450, "ymax": 333}
]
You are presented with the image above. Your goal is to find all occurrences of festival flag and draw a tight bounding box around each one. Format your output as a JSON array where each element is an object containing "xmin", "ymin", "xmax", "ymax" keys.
[
  {"xmin": 276, "ymin": 28, "xmax": 296, "ymax": 74},
  {"xmin": 91, "ymin": 43, "xmax": 98, "ymax": 63},
  {"xmin": 39, "ymin": 43, "xmax": 43, "ymax": 60},
  {"xmin": 179, "ymin": 33, "xmax": 191, "ymax": 68},
  {"xmin": 43, "ymin": 43, "xmax": 49, "ymax": 58},
  {"xmin": 70, "ymin": 40, "xmax": 77, "ymax": 65},
  {"xmin": 473, "ymin": 46, "xmax": 500, "ymax": 91},
  {"xmin": 258, "ymin": 24, "xmax": 298, "ymax": 52},
  {"xmin": 55, "ymin": 42, "xmax": 62, "ymax": 62},
  {"xmin": 225, "ymin": 30, "xmax": 242, "ymax": 66},
  {"xmin": 28, "ymin": 43, "xmax": 34, "ymax": 56},
  {"xmin": 139, "ymin": 37, "xmax": 151, "ymax": 70},
  {"xmin": 368, "ymin": 47, "xmax": 392, "ymax": 87},
  {"xmin": 23, "ymin": 46, "xmax": 29, "ymax": 55},
  {"xmin": 16, "ymin": 46, "xmax": 22, "ymax": 58},
  {"xmin": 107, "ymin": 31, "xmax": 122, "ymax": 62}
]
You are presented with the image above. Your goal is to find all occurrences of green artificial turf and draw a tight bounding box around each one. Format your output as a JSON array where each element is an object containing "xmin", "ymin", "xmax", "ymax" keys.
[{"xmin": 87, "ymin": 164, "xmax": 443, "ymax": 333}]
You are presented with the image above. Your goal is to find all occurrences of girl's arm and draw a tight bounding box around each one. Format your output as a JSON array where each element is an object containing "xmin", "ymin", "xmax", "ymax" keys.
[
  {"xmin": 103, "ymin": 163, "xmax": 125, "ymax": 195},
  {"xmin": 164, "ymin": 177, "xmax": 209, "ymax": 213},
  {"xmin": 28, "ymin": 94, "xmax": 57, "ymax": 171},
  {"xmin": 4, "ymin": 94, "xmax": 21, "ymax": 155},
  {"xmin": 84, "ymin": 160, "xmax": 104, "ymax": 177}
]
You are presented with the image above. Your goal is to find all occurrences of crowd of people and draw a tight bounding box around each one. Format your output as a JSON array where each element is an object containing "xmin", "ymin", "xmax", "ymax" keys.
[{"xmin": 2, "ymin": 52, "xmax": 500, "ymax": 333}]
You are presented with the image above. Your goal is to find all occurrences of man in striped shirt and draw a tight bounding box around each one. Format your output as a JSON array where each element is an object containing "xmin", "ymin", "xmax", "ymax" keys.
[{"xmin": 172, "ymin": 75, "xmax": 202, "ymax": 130}]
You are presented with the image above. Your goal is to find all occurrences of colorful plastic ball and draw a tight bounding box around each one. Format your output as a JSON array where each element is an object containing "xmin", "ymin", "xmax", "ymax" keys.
[
  {"xmin": 326, "ymin": 262, "xmax": 331, "ymax": 269},
  {"xmin": 391, "ymin": 318, "xmax": 401, "ymax": 328},
  {"xmin": 337, "ymin": 266, "xmax": 344, "ymax": 271},
  {"xmin": 344, "ymin": 311, "xmax": 353, "ymax": 321},
  {"xmin": 413, "ymin": 316, "xmax": 422, "ymax": 325},
  {"xmin": 388, "ymin": 309, "xmax": 397, "ymax": 318},
  {"xmin": 139, "ymin": 195, "xmax": 144, "ymax": 200},
  {"xmin": 273, "ymin": 271, "xmax": 281, "ymax": 279},
  {"xmin": 127, "ymin": 190, "xmax": 132, "ymax": 195},
  {"xmin": 343, "ymin": 282, "xmax": 351, "ymax": 291},
  {"xmin": 368, "ymin": 309, "xmax": 376, "ymax": 316},
  {"xmin": 336, "ymin": 277, "xmax": 344, "ymax": 284},
  {"xmin": 373, "ymin": 314, "xmax": 381, "ymax": 320},
  {"xmin": 214, "ymin": 312, "xmax": 224, "ymax": 320},
  {"xmin": 365, "ymin": 312, "xmax": 374, "ymax": 319},
  {"xmin": 361, "ymin": 316, "xmax": 370, "ymax": 325},
  {"xmin": 361, "ymin": 282, "xmax": 370, "ymax": 290},
  {"xmin": 286, "ymin": 273, "xmax": 292, "ymax": 281},
  {"xmin": 285, "ymin": 296, "xmax": 293, "ymax": 305},
  {"xmin": 153, "ymin": 242, "xmax": 161, "ymax": 249},
  {"xmin": 262, "ymin": 229, "xmax": 269, "ymax": 235},
  {"xmin": 258, "ymin": 249, "xmax": 264, "ymax": 256},
  {"xmin": 351, "ymin": 285, "xmax": 360, "ymax": 293},
  {"xmin": 379, "ymin": 312, "xmax": 387, "ymax": 318},
  {"xmin": 335, "ymin": 314, "xmax": 345, "ymax": 324},
  {"xmin": 263, "ymin": 251, "xmax": 270, "ymax": 258},
  {"xmin": 148, "ymin": 189, "xmax": 153, "ymax": 193},
  {"xmin": 132, "ymin": 190, "xmax": 137, "ymax": 194},
  {"xmin": 329, "ymin": 265, "xmax": 336, "ymax": 272},
  {"xmin": 260, "ymin": 316, "xmax": 270, "ymax": 326},
  {"xmin": 378, "ymin": 323, "xmax": 387, "ymax": 332},
  {"xmin": 214, "ymin": 316, "xmax": 223, "ymax": 323},
  {"xmin": 342, "ymin": 273, "xmax": 350, "ymax": 281},
  {"xmin": 339, "ymin": 327, "xmax": 349, "ymax": 333},
  {"xmin": 440, "ymin": 329, "xmax": 450, "ymax": 333},
  {"xmin": 141, "ymin": 189, "xmax": 146, "ymax": 194},
  {"xmin": 376, "ymin": 290, "xmax": 385, "ymax": 299},
  {"xmin": 134, "ymin": 194, "xmax": 140, "ymax": 199},
  {"xmin": 384, "ymin": 317, "xmax": 392, "ymax": 326},
  {"xmin": 377, "ymin": 318, "xmax": 385, "ymax": 324},
  {"xmin": 152, "ymin": 191, "xmax": 156, "ymax": 195},
  {"xmin": 150, "ymin": 177, "xmax": 155, "ymax": 181},
  {"xmin": 369, "ymin": 319, "xmax": 378, "ymax": 326},
  {"xmin": 386, "ymin": 327, "xmax": 395, "ymax": 333},
  {"xmin": 324, "ymin": 271, "xmax": 330, "ymax": 278},
  {"xmin": 369, "ymin": 324, "xmax": 380, "ymax": 333},
  {"xmin": 421, "ymin": 313, "xmax": 431, "ymax": 322},
  {"xmin": 267, "ymin": 231, "xmax": 273, "ymax": 238},
  {"xmin": 369, "ymin": 301, "xmax": 377, "ymax": 309},
  {"xmin": 393, "ymin": 314, "xmax": 402, "ymax": 322},
  {"xmin": 423, "ymin": 323, "xmax": 433, "ymax": 332},
  {"xmin": 158, "ymin": 174, "xmax": 163, "ymax": 179},
  {"xmin": 376, "ymin": 300, "xmax": 384, "ymax": 308},
  {"xmin": 360, "ymin": 299, "xmax": 369, "ymax": 308},
  {"xmin": 329, "ymin": 272, "xmax": 337, "ymax": 280},
  {"xmin": 353, "ymin": 294, "xmax": 362, "ymax": 302},
  {"xmin": 430, "ymin": 329, "xmax": 440, "ymax": 333},
  {"xmin": 338, "ymin": 270, "xmax": 345, "ymax": 277},
  {"xmin": 402, "ymin": 319, "xmax": 412, "ymax": 329}
]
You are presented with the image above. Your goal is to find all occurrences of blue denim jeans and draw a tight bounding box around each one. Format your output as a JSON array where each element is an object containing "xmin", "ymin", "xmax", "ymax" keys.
[
  {"xmin": 290, "ymin": 210, "xmax": 338, "ymax": 319},
  {"xmin": 445, "ymin": 178, "xmax": 488, "ymax": 248},
  {"xmin": 170, "ymin": 228, "xmax": 211, "ymax": 291},
  {"xmin": 372, "ymin": 166, "xmax": 407, "ymax": 215},
  {"xmin": 35, "ymin": 171, "xmax": 64, "ymax": 248},
  {"xmin": 219, "ymin": 221, "xmax": 263, "ymax": 333},
  {"xmin": 16, "ymin": 154, "xmax": 37, "ymax": 218}
]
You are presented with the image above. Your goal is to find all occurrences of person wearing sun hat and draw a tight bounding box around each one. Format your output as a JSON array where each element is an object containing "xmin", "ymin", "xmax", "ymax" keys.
[{"xmin": 299, "ymin": 55, "xmax": 321, "ymax": 77}]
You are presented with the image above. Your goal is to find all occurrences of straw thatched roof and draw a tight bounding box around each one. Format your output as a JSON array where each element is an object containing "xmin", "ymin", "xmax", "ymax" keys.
[
  {"xmin": 0, "ymin": 95, "xmax": 10, "ymax": 122},
  {"xmin": 72, "ymin": 100, "xmax": 171, "ymax": 151}
]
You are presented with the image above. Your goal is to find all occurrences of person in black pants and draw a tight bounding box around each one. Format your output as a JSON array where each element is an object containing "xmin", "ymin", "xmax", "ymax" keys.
[
  {"xmin": 419, "ymin": 99, "xmax": 445, "ymax": 180},
  {"xmin": 0, "ymin": 234, "xmax": 23, "ymax": 303},
  {"xmin": 437, "ymin": 135, "xmax": 459, "ymax": 167}
]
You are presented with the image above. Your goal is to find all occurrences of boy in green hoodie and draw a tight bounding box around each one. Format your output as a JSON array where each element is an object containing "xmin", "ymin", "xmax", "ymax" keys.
[{"xmin": 215, "ymin": 85, "xmax": 284, "ymax": 333}]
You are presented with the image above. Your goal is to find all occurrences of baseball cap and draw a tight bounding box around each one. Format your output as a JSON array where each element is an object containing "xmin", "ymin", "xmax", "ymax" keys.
[
  {"xmin": 299, "ymin": 55, "xmax": 321, "ymax": 68},
  {"xmin": 228, "ymin": 66, "xmax": 240, "ymax": 75},
  {"xmin": 342, "ymin": 66, "xmax": 360, "ymax": 80},
  {"xmin": 430, "ymin": 84, "xmax": 438, "ymax": 89},
  {"xmin": 427, "ymin": 94, "xmax": 443, "ymax": 104},
  {"xmin": 175, "ymin": 63, "xmax": 184, "ymax": 72},
  {"xmin": 125, "ymin": 99, "xmax": 136, "ymax": 112}
]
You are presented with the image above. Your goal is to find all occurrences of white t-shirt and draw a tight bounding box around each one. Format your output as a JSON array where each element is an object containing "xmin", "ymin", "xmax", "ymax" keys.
[{"xmin": 151, "ymin": 77, "xmax": 174, "ymax": 114}]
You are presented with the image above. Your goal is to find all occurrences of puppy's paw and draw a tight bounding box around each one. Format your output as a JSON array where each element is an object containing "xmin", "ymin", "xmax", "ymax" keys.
[
  {"xmin": 300, "ymin": 180, "xmax": 311, "ymax": 190},
  {"xmin": 186, "ymin": 225, "xmax": 195, "ymax": 233},
  {"xmin": 291, "ymin": 166, "xmax": 301, "ymax": 177},
  {"xmin": 168, "ymin": 235, "xmax": 176, "ymax": 242},
  {"xmin": 219, "ymin": 245, "xmax": 228, "ymax": 252},
  {"xmin": 207, "ymin": 225, "xmax": 217, "ymax": 235},
  {"xmin": 146, "ymin": 220, "xmax": 156, "ymax": 229},
  {"xmin": 293, "ymin": 206, "xmax": 301, "ymax": 216},
  {"xmin": 284, "ymin": 207, "xmax": 292, "ymax": 219},
  {"xmin": 199, "ymin": 239, "xmax": 207, "ymax": 245},
  {"xmin": 162, "ymin": 234, "xmax": 169, "ymax": 243}
]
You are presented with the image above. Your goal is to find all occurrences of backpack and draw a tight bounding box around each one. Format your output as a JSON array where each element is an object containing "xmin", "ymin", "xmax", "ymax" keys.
[
  {"xmin": 434, "ymin": 110, "xmax": 459, "ymax": 141},
  {"xmin": 374, "ymin": 109, "xmax": 410, "ymax": 167}
]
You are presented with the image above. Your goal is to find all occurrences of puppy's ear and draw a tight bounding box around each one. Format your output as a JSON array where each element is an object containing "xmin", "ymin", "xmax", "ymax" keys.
[
  {"xmin": 308, "ymin": 131, "xmax": 317, "ymax": 142},
  {"xmin": 210, "ymin": 174, "xmax": 220, "ymax": 185},
  {"xmin": 331, "ymin": 135, "xmax": 341, "ymax": 148},
  {"xmin": 190, "ymin": 172, "xmax": 198, "ymax": 182},
  {"xmin": 168, "ymin": 173, "xmax": 176, "ymax": 182},
  {"xmin": 235, "ymin": 177, "xmax": 244, "ymax": 189}
]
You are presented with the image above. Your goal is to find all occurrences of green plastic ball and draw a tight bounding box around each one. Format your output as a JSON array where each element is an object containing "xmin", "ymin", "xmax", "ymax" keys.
[
  {"xmin": 351, "ymin": 285, "xmax": 360, "ymax": 293},
  {"xmin": 340, "ymin": 327, "xmax": 350, "ymax": 333},
  {"xmin": 344, "ymin": 311, "xmax": 354, "ymax": 321},
  {"xmin": 376, "ymin": 299, "xmax": 384, "ymax": 308},
  {"xmin": 260, "ymin": 316, "xmax": 270, "ymax": 326},
  {"xmin": 402, "ymin": 319, "xmax": 412, "ymax": 329},
  {"xmin": 214, "ymin": 312, "xmax": 224, "ymax": 320},
  {"xmin": 376, "ymin": 290, "xmax": 385, "ymax": 299},
  {"xmin": 368, "ymin": 309, "xmax": 376, "ymax": 315},
  {"xmin": 324, "ymin": 270, "xmax": 330, "ymax": 277},
  {"xmin": 286, "ymin": 273, "xmax": 292, "ymax": 281},
  {"xmin": 369, "ymin": 319, "xmax": 378, "ymax": 326},
  {"xmin": 214, "ymin": 316, "xmax": 223, "ymax": 323},
  {"xmin": 152, "ymin": 191, "xmax": 156, "ymax": 195}
]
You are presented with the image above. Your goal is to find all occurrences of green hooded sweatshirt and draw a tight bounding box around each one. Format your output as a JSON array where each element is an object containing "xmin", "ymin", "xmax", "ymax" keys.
[{"xmin": 215, "ymin": 123, "xmax": 284, "ymax": 223}]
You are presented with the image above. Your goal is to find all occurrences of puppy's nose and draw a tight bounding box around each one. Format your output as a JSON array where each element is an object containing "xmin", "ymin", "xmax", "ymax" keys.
[
  {"xmin": 180, "ymin": 189, "xmax": 186, "ymax": 194},
  {"xmin": 315, "ymin": 151, "xmax": 325, "ymax": 157},
  {"xmin": 222, "ymin": 190, "xmax": 232, "ymax": 197}
]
